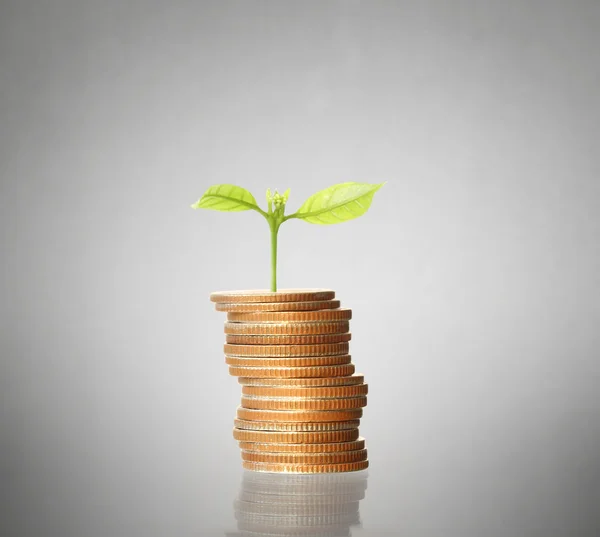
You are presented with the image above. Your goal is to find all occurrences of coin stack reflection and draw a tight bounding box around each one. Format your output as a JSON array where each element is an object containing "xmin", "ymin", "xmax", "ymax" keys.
[
  {"xmin": 211, "ymin": 289, "xmax": 368, "ymax": 473},
  {"xmin": 227, "ymin": 470, "xmax": 368, "ymax": 536}
]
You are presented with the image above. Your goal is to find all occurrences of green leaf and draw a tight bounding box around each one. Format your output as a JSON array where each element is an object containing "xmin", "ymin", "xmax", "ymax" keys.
[
  {"xmin": 191, "ymin": 184, "xmax": 261, "ymax": 212},
  {"xmin": 290, "ymin": 182, "xmax": 385, "ymax": 225}
]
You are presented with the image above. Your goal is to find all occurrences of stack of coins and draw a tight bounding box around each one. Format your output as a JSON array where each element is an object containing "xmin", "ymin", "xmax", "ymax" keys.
[
  {"xmin": 210, "ymin": 289, "xmax": 368, "ymax": 473},
  {"xmin": 227, "ymin": 470, "xmax": 368, "ymax": 536}
]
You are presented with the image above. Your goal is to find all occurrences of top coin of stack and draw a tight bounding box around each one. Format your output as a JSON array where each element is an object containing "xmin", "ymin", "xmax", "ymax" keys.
[{"xmin": 211, "ymin": 289, "xmax": 368, "ymax": 474}]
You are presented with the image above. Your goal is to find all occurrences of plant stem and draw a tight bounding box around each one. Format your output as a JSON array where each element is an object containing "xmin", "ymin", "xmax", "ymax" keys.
[{"xmin": 270, "ymin": 221, "xmax": 279, "ymax": 292}]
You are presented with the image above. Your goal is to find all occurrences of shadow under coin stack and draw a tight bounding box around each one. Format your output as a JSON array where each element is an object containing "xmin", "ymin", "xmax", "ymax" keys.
[{"xmin": 211, "ymin": 289, "xmax": 368, "ymax": 473}]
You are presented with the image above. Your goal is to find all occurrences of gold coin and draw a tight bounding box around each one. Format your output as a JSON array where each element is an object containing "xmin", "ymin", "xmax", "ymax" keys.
[
  {"xmin": 241, "ymin": 449, "xmax": 367, "ymax": 465},
  {"xmin": 241, "ymin": 395, "xmax": 367, "ymax": 411},
  {"xmin": 224, "ymin": 342, "xmax": 349, "ymax": 357},
  {"xmin": 234, "ymin": 419, "xmax": 360, "ymax": 432},
  {"xmin": 238, "ymin": 374, "xmax": 364, "ymax": 387},
  {"xmin": 210, "ymin": 289, "xmax": 335, "ymax": 303},
  {"xmin": 229, "ymin": 364, "xmax": 355, "ymax": 378},
  {"xmin": 237, "ymin": 407, "xmax": 363, "ymax": 423},
  {"xmin": 242, "ymin": 460, "xmax": 369, "ymax": 474},
  {"xmin": 233, "ymin": 428, "xmax": 360, "ymax": 444},
  {"xmin": 226, "ymin": 332, "xmax": 352, "ymax": 345},
  {"xmin": 238, "ymin": 438, "xmax": 365, "ymax": 453},
  {"xmin": 227, "ymin": 309, "xmax": 352, "ymax": 323},
  {"xmin": 215, "ymin": 300, "xmax": 340, "ymax": 312},
  {"xmin": 226, "ymin": 355, "xmax": 352, "ymax": 367},
  {"xmin": 225, "ymin": 320, "xmax": 349, "ymax": 336},
  {"xmin": 242, "ymin": 383, "xmax": 368, "ymax": 398}
]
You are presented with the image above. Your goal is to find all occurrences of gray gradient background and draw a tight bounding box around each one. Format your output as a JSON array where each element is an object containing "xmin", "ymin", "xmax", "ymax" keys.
[{"xmin": 1, "ymin": 1, "xmax": 599, "ymax": 536}]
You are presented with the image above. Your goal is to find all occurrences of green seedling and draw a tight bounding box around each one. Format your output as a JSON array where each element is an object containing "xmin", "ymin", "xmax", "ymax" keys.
[{"xmin": 192, "ymin": 182, "xmax": 385, "ymax": 292}]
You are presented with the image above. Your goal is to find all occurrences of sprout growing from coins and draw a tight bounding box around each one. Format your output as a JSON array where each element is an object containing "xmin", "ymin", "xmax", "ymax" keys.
[{"xmin": 192, "ymin": 182, "xmax": 385, "ymax": 292}]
